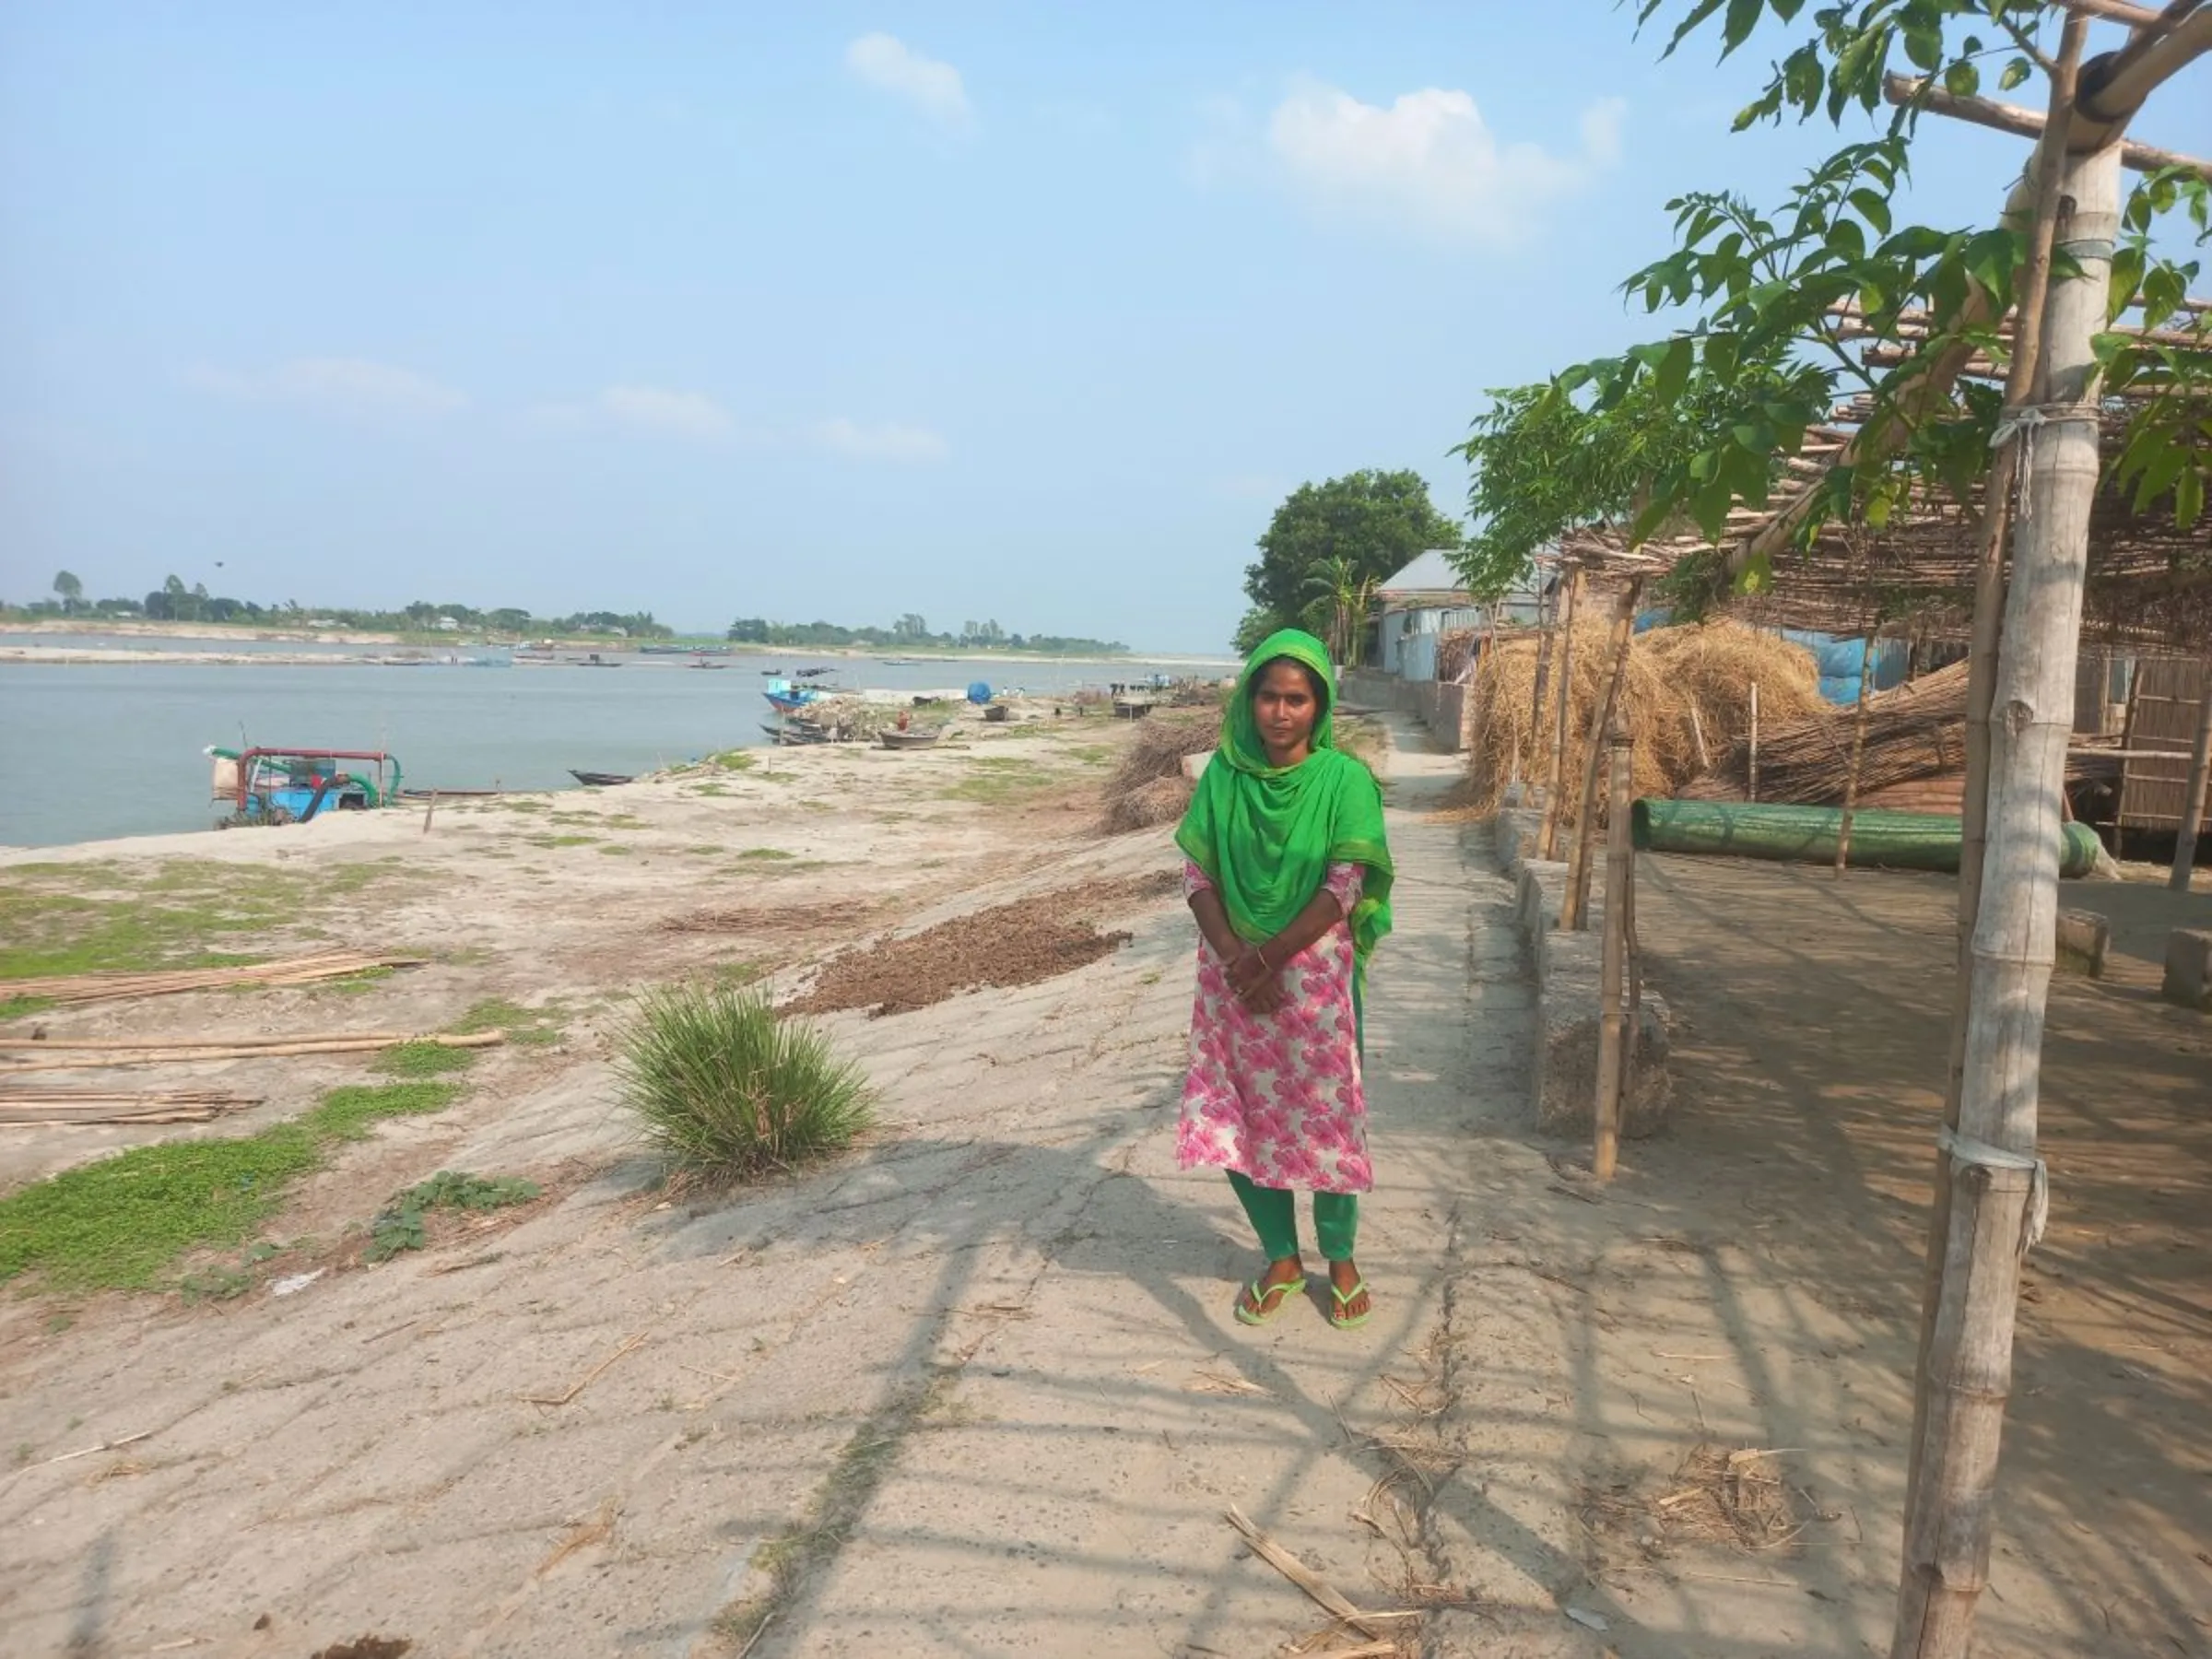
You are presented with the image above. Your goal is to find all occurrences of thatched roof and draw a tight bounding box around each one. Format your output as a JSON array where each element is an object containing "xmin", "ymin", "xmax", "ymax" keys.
[{"xmin": 1559, "ymin": 303, "xmax": 2212, "ymax": 648}]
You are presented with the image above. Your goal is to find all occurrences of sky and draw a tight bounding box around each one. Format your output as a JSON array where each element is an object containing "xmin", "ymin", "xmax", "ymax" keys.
[{"xmin": 3, "ymin": 4, "xmax": 2206, "ymax": 654}]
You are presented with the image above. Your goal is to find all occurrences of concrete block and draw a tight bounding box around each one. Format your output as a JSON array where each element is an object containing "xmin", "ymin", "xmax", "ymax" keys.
[
  {"xmin": 2162, "ymin": 928, "xmax": 2212, "ymax": 1012},
  {"xmin": 2054, "ymin": 908, "xmax": 2110, "ymax": 979},
  {"xmin": 1495, "ymin": 806, "xmax": 1543, "ymax": 869}
]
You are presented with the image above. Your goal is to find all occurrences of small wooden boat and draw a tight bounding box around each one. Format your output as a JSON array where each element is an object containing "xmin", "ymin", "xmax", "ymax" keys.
[
  {"xmin": 761, "ymin": 722, "xmax": 830, "ymax": 747},
  {"xmin": 878, "ymin": 728, "xmax": 943, "ymax": 750},
  {"xmin": 569, "ymin": 770, "xmax": 634, "ymax": 786}
]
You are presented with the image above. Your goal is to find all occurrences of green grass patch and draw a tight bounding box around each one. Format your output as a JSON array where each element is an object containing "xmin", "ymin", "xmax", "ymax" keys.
[
  {"xmin": 938, "ymin": 757, "xmax": 1055, "ymax": 805},
  {"xmin": 364, "ymin": 1171, "xmax": 541, "ymax": 1263},
  {"xmin": 598, "ymin": 843, "xmax": 634, "ymax": 856},
  {"xmin": 500, "ymin": 798, "xmax": 551, "ymax": 814},
  {"xmin": 305, "ymin": 1081, "xmax": 465, "ymax": 1142},
  {"xmin": 617, "ymin": 984, "xmax": 875, "ymax": 1181},
  {"xmin": 707, "ymin": 749, "xmax": 756, "ymax": 771},
  {"xmin": 370, "ymin": 1041, "xmax": 479, "ymax": 1078},
  {"xmin": 756, "ymin": 771, "xmax": 799, "ymax": 784},
  {"xmin": 0, "ymin": 859, "xmax": 422, "ymax": 982},
  {"xmin": 684, "ymin": 844, "xmax": 723, "ymax": 856},
  {"xmin": 448, "ymin": 997, "xmax": 564, "ymax": 1046},
  {"xmin": 736, "ymin": 847, "xmax": 795, "ymax": 861},
  {"xmin": 0, "ymin": 995, "xmax": 56, "ymax": 1022},
  {"xmin": 526, "ymin": 834, "xmax": 601, "ymax": 848},
  {"xmin": 0, "ymin": 1081, "xmax": 462, "ymax": 1291},
  {"xmin": 603, "ymin": 814, "xmax": 648, "ymax": 830}
]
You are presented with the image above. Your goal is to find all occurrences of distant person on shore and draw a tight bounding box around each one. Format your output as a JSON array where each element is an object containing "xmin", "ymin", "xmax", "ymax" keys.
[{"xmin": 1173, "ymin": 629, "xmax": 1394, "ymax": 1329}]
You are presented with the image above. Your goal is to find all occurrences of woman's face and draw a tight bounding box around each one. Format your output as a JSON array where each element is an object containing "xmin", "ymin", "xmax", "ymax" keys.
[{"xmin": 1253, "ymin": 660, "xmax": 1321, "ymax": 760}]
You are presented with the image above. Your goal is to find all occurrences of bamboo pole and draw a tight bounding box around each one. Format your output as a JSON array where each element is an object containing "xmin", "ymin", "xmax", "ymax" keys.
[
  {"xmin": 1837, "ymin": 577, "xmax": 1882, "ymax": 876},
  {"xmin": 1906, "ymin": 15, "xmax": 2088, "ymax": 1533},
  {"xmin": 1593, "ymin": 724, "xmax": 1634, "ymax": 1183},
  {"xmin": 2170, "ymin": 676, "xmax": 2212, "ymax": 891},
  {"xmin": 1523, "ymin": 577, "xmax": 1558, "ymax": 790},
  {"xmin": 1891, "ymin": 135, "xmax": 2122, "ymax": 1659},
  {"xmin": 1561, "ymin": 580, "xmax": 1642, "ymax": 932},
  {"xmin": 1748, "ymin": 682, "xmax": 1761, "ymax": 802},
  {"xmin": 1538, "ymin": 570, "xmax": 1583, "ymax": 860}
]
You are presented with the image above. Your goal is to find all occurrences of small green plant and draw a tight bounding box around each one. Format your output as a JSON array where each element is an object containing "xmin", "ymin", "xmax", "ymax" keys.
[
  {"xmin": 736, "ymin": 847, "xmax": 795, "ymax": 861},
  {"xmin": 364, "ymin": 1171, "xmax": 541, "ymax": 1262},
  {"xmin": 707, "ymin": 750, "xmax": 756, "ymax": 771},
  {"xmin": 689, "ymin": 783, "xmax": 732, "ymax": 798},
  {"xmin": 371, "ymin": 1041, "xmax": 478, "ymax": 1079},
  {"xmin": 617, "ymin": 983, "xmax": 876, "ymax": 1180}
]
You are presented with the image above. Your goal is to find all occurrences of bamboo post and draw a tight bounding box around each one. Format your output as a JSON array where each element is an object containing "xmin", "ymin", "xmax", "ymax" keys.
[
  {"xmin": 1538, "ymin": 569, "xmax": 1583, "ymax": 860},
  {"xmin": 1905, "ymin": 15, "xmax": 2087, "ymax": 1535},
  {"xmin": 421, "ymin": 789, "xmax": 440, "ymax": 836},
  {"xmin": 1891, "ymin": 134, "xmax": 2120, "ymax": 1659},
  {"xmin": 1748, "ymin": 682, "xmax": 1761, "ymax": 802},
  {"xmin": 1524, "ymin": 572, "xmax": 1558, "ymax": 790},
  {"xmin": 1593, "ymin": 723, "xmax": 1634, "ymax": 1182},
  {"xmin": 1838, "ymin": 602, "xmax": 1882, "ymax": 877},
  {"xmin": 1623, "ymin": 808, "xmax": 1642, "ymax": 1103},
  {"xmin": 2168, "ymin": 676, "xmax": 2212, "ymax": 889},
  {"xmin": 1562, "ymin": 579, "xmax": 1642, "ymax": 932}
]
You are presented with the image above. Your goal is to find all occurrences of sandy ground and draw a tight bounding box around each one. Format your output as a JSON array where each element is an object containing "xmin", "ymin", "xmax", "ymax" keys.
[{"xmin": 0, "ymin": 720, "xmax": 2206, "ymax": 1657}]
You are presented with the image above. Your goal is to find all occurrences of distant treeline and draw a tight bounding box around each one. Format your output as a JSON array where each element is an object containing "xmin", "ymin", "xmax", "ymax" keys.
[
  {"xmin": 12, "ymin": 571, "xmax": 674, "ymax": 638},
  {"xmin": 726, "ymin": 613, "xmax": 1128, "ymax": 655}
]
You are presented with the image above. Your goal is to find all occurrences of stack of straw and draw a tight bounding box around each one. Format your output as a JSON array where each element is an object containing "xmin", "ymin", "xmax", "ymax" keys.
[
  {"xmin": 1099, "ymin": 711, "xmax": 1217, "ymax": 833},
  {"xmin": 1464, "ymin": 619, "xmax": 1828, "ymax": 827},
  {"xmin": 1680, "ymin": 661, "xmax": 1971, "ymax": 805}
]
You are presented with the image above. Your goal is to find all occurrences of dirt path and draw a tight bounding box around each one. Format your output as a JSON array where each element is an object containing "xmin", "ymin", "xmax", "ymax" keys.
[{"xmin": 0, "ymin": 718, "xmax": 1552, "ymax": 1657}]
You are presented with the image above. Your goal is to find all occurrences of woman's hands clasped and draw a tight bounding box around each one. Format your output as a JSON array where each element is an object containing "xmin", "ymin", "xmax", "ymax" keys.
[{"xmin": 1229, "ymin": 945, "xmax": 1288, "ymax": 1016}]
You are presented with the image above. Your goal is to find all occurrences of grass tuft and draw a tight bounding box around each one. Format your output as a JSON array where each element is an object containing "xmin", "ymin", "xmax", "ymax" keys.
[{"xmin": 617, "ymin": 983, "xmax": 875, "ymax": 1181}]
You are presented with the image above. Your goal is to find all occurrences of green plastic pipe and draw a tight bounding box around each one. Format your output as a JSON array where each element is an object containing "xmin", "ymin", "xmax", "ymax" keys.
[{"xmin": 1630, "ymin": 800, "xmax": 2103, "ymax": 878}]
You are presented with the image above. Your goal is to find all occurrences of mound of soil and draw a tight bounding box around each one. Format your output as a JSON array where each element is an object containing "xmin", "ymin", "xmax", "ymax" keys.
[{"xmin": 785, "ymin": 872, "xmax": 1176, "ymax": 1018}]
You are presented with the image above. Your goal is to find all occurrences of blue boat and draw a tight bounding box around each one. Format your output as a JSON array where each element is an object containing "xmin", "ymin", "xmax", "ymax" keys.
[{"xmin": 763, "ymin": 677, "xmax": 828, "ymax": 714}]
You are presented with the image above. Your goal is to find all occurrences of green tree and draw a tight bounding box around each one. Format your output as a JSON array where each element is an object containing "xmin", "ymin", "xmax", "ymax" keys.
[
  {"xmin": 51, "ymin": 571, "xmax": 82, "ymax": 613},
  {"xmin": 1242, "ymin": 470, "xmax": 1461, "ymax": 641}
]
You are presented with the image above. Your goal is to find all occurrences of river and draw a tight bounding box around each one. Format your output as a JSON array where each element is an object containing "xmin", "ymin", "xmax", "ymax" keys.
[{"xmin": 0, "ymin": 642, "xmax": 1231, "ymax": 848}]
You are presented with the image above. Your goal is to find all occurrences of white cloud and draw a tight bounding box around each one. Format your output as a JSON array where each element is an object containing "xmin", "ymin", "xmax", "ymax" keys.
[
  {"xmin": 845, "ymin": 32, "xmax": 972, "ymax": 129},
  {"xmin": 1255, "ymin": 79, "xmax": 1627, "ymax": 244},
  {"xmin": 809, "ymin": 418, "xmax": 949, "ymax": 463},
  {"xmin": 187, "ymin": 357, "xmax": 466, "ymax": 416},
  {"xmin": 600, "ymin": 385, "xmax": 738, "ymax": 441}
]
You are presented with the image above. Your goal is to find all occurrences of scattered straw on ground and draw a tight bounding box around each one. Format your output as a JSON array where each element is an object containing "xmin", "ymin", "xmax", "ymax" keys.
[
  {"xmin": 661, "ymin": 903, "xmax": 875, "ymax": 939},
  {"xmin": 783, "ymin": 871, "xmax": 1177, "ymax": 1018},
  {"xmin": 1579, "ymin": 1442, "xmax": 1812, "ymax": 1572},
  {"xmin": 1099, "ymin": 712, "xmax": 1217, "ymax": 834},
  {"xmin": 1465, "ymin": 619, "xmax": 1827, "ymax": 825}
]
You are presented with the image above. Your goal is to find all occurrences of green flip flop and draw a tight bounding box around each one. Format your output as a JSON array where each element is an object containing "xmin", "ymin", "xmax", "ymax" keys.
[
  {"xmin": 1328, "ymin": 1277, "xmax": 1372, "ymax": 1330},
  {"xmin": 1234, "ymin": 1274, "xmax": 1308, "ymax": 1326}
]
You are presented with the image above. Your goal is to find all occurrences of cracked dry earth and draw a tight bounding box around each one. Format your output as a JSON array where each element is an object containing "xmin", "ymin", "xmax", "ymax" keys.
[{"xmin": 1, "ymin": 722, "xmax": 1572, "ymax": 1659}]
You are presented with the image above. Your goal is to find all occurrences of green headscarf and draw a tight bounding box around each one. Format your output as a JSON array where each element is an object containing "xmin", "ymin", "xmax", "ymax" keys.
[{"xmin": 1174, "ymin": 629, "xmax": 1394, "ymax": 972}]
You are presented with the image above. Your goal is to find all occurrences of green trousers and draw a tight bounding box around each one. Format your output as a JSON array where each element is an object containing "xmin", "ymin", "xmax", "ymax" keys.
[{"xmin": 1228, "ymin": 1170, "xmax": 1358, "ymax": 1264}]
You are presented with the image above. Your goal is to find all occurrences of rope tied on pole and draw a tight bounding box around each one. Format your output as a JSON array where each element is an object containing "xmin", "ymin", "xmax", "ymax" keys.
[
  {"xmin": 1936, "ymin": 1124, "xmax": 2050, "ymax": 1252},
  {"xmin": 1987, "ymin": 402, "xmax": 2103, "ymax": 521}
]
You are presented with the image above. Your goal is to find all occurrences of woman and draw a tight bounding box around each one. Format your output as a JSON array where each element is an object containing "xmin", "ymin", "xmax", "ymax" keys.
[{"xmin": 1173, "ymin": 629, "xmax": 1394, "ymax": 1329}]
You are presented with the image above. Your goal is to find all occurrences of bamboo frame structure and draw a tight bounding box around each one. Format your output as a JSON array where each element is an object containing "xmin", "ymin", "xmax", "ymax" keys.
[
  {"xmin": 1561, "ymin": 580, "xmax": 1642, "ymax": 932},
  {"xmin": 1911, "ymin": 11, "xmax": 2088, "ymax": 1541},
  {"xmin": 1892, "ymin": 136, "xmax": 2124, "ymax": 1659}
]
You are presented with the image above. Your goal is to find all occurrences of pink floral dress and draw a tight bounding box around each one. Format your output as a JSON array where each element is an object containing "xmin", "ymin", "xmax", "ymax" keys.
[{"xmin": 1175, "ymin": 859, "xmax": 1371, "ymax": 1194}]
